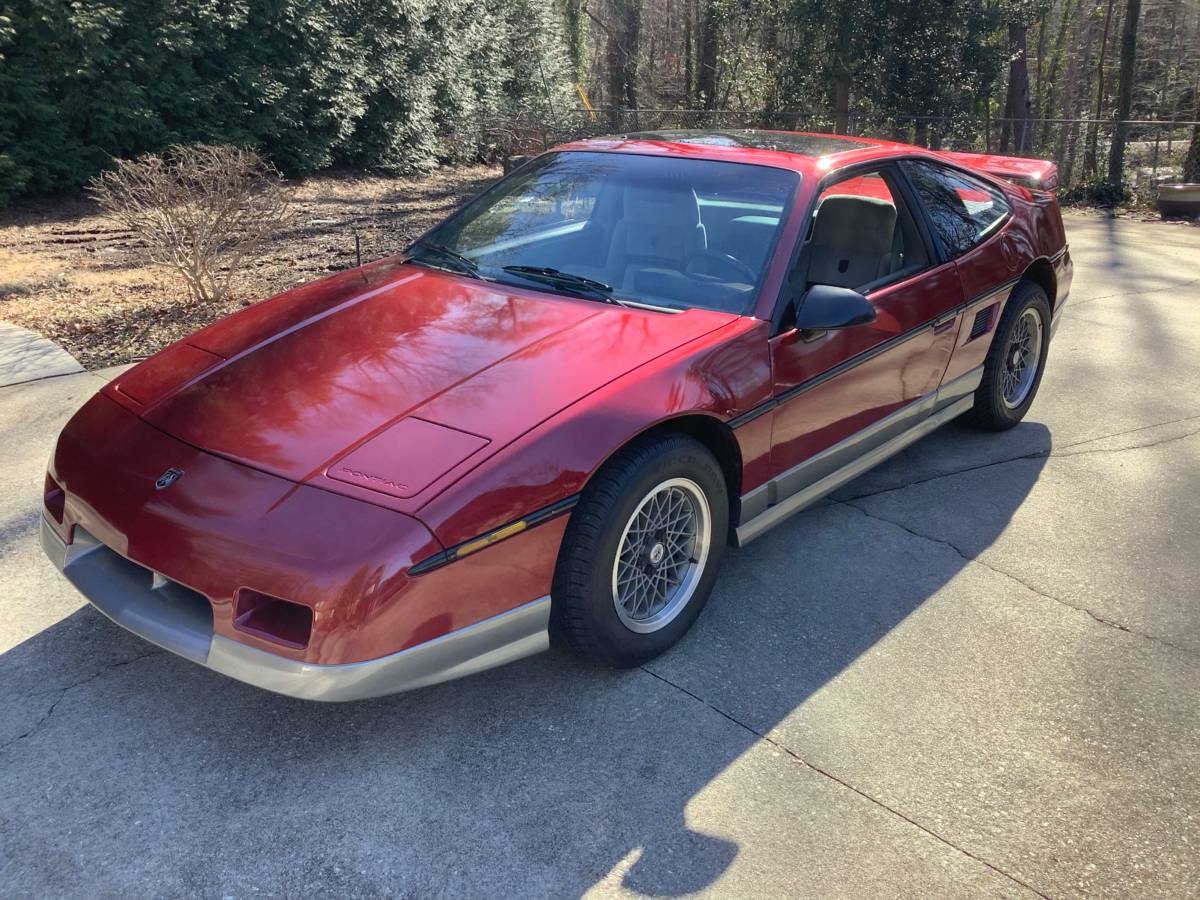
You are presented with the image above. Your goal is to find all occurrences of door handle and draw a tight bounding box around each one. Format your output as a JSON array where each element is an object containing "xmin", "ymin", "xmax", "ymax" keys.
[{"xmin": 932, "ymin": 314, "xmax": 958, "ymax": 335}]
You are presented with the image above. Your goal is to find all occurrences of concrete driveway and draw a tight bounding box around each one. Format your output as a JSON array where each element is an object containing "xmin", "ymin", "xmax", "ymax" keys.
[{"xmin": 2, "ymin": 214, "xmax": 1198, "ymax": 898}]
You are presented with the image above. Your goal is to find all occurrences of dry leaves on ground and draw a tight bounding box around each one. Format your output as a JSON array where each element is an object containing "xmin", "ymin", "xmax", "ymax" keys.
[{"xmin": 0, "ymin": 166, "xmax": 499, "ymax": 368}]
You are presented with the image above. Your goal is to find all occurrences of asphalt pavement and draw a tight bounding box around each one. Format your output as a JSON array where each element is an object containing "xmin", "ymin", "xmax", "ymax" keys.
[{"xmin": 1, "ymin": 213, "xmax": 1198, "ymax": 898}]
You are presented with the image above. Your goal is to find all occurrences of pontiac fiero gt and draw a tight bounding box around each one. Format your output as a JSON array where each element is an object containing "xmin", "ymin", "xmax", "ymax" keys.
[{"xmin": 42, "ymin": 131, "xmax": 1070, "ymax": 700}]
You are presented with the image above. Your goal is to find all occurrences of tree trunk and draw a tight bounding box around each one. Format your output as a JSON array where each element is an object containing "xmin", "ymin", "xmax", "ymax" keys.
[
  {"xmin": 1084, "ymin": 0, "xmax": 1117, "ymax": 176},
  {"xmin": 1039, "ymin": 0, "xmax": 1081, "ymax": 150},
  {"xmin": 1183, "ymin": 124, "xmax": 1200, "ymax": 183},
  {"xmin": 604, "ymin": 0, "xmax": 642, "ymax": 126},
  {"xmin": 1000, "ymin": 76, "xmax": 1014, "ymax": 152},
  {"xmin": 984, "ymin": 96, "xmax": 992, "ymax": 153},
  {"xmin": 1058, "ymin": 0, "xmax": 1095, "ymax": 183},
  {"xmin": 760, "ymin": 11, "xmax": 781, "ymax": 127},
  {"xmin": 829, "ymin": 1, "xmax": 854, "ymax": 134},
  {"xmin": 914, "ymin": 119, "xmax": 929, "ymax": 147},
  {"xmin": 684, "ymin": 0, "xmax": 694, "ymax": 105},
  {"xmin": 1034, "ymin": 13, "xmax": 1048, "ymax": 118},
  {"xmin": 562, "ymin": 0, "xmax": 587, "ymax": 85},
  {"xmin": 1158, "ymin": 2, "xmax": 1178, "ymax": 152},
  {"xmin": 1003, "ymin": 22, "xmax": 1033, "ymax": 154},
  {"xmin": 698, "ymin": 0, "xmax": 720, "ymax": 110},
  {"xmin": 1106, "ymin": 0, "xmax": 1141, "ymax": 189}
]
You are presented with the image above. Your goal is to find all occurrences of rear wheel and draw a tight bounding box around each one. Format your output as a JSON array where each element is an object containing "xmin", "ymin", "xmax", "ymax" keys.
[
  {"xmin": 965, "ymin": 281, "xmax": 1051, "ymax": 431},
  {"xmin": 551, "ymin": 433, "xmax": 728, "ymax": 667}
]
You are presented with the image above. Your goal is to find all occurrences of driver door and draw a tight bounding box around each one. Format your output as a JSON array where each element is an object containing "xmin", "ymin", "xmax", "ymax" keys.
[{"xmin": 768, "ymin": 164, "xmax": 962, "ymax": 480}]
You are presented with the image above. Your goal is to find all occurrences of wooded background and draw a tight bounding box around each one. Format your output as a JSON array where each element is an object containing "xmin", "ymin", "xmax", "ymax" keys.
[{"xmin": 2, "ymin": 0, "xmax": 1198, "ymax": 206}]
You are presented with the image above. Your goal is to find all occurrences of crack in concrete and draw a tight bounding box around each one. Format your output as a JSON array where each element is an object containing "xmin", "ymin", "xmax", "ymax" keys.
[
  {"xmin": 639, "ymin": 665, "xmax": 1051, "ymax": 899},
  {"xmin": 0, "ymin": 369, "xmax": 95, "ymax": 393},
  {"xmin": 1054, "ymin": 412, "xmax": 1200, "ymax": 452},
  {"xmin": 0, "ymin": 365, "xmax": 109, "ymax": 393},
  {"xmin": 0, "ymin": 648, "xmax": 164, "ymax": 753},
  {"xmin": 840, "ymin": 452, "xmax": 1045, "ymax": 502},
  {"xmin": 1052, "ymin": 426, "xmax": 1200, "ymax": 458},
  {"xmin": 841, "ymin": 416, "xmax": 1200, "ymax": 503},
  {"xmin": 1062, "ymin": 275, "xmax": 1200, "ymax": 310},
  {"xmin": 837, "ymin": 499, "xmax": 1198, "ymax": 657}
]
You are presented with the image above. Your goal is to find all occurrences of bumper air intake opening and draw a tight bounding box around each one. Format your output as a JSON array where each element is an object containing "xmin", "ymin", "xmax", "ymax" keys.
[
  {"xmin": 51, "ymin": 526, "xmax": 215, "ymax": 664},
  {"xmin": 234, "ymin": 589, "xmax": 313, "ymax": 650},
  {"xmin": 44, "ymin": 474, "xmax": 65, "ymax": 523}
]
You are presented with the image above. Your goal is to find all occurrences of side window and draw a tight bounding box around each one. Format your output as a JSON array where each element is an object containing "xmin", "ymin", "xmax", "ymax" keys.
[
  {"xmin": 901, "ymin": 161, "xmax": 1011, "ymax": 258},
  {"xmin": 806, "ymin": 170, "xmax": 929, "ymax": 291}
]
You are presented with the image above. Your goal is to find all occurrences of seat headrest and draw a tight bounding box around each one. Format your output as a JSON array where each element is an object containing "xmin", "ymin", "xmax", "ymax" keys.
[
  {"xmin": 623, "ymin": 185, "xmax": 702, "ymax": 228},
  {"xmin": 812, "ymin": 196, "xmax": 897, "ymax": 256}
]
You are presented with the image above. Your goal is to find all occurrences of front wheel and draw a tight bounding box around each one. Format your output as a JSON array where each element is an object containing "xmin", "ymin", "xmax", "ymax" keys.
[
  {"xmin": 964, "ymin": 281, "xmax": 1052, "ymax": 431},
  {"xmin": 550, "ymin": 433, "xmax": 728, "ymax": 667}
]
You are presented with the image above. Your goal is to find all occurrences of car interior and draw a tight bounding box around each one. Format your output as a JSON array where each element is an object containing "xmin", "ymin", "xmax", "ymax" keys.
[
  {"xmin": 441, "ymin": 154, "xmax": 797, "ymax": 314},
  {"xmin": 438, "ymin": 156, "xmax": 930, "ymax": 316},
  {"xmin": 799, "ymin": 171, "xmax": 929, "ymax": 295},
  {"xmin": 464, "ymin": 181, "xmax": 780, "ymax": 313}
]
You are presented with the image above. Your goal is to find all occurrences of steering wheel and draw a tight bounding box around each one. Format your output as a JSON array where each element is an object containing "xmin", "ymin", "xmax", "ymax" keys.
[{"xmin": 684, "ymin": 250, "xmax": 758, "ymax": 285}]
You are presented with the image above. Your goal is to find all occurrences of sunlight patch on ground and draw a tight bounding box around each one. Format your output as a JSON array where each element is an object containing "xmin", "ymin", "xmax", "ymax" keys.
[{"xmin": 0, "ymin": 597, "xmax": 87, "ymax": 656}]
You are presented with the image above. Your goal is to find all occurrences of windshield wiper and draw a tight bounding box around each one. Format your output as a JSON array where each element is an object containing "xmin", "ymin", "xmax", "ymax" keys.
[
  {"xmin": 408, "ymin": 240, "xmax": 479, "ymax": 276},
  {"xmin": 501, "ymin": 265, "xmax": 628, "ymax": 306}
]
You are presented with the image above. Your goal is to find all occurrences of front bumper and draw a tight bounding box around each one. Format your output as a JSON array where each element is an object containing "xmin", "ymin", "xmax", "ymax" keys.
[{"xmin": 43, "ymin": 516, "xmax": 550, "ymax": 701}]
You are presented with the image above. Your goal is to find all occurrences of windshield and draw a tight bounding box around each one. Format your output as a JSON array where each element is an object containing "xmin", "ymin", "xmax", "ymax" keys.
[{"xmin": 409, "ymin": 151, "xmax": 799, "ymax": 314}]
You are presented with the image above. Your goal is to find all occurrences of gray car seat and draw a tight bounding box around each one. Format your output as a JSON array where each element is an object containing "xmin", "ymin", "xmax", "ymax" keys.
[
  {"xmin": 607, "ymin": 184, "xmax": 708, "ymax": 289},
  {"xmin": 807, "ymin": 195, "xmax": 898, "ymax": 289}
]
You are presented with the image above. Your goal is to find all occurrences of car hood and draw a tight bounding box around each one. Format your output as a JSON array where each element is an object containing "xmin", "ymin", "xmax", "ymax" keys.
[{"xmin": 109, "ymin": 261, "xmax": 736, "ymax": 503}]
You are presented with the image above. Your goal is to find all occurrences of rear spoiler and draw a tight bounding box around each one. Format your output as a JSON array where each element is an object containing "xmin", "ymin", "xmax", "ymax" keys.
[{"xmin": 936, "ymin": 151, "xmax": 1059, "ymax": 192}]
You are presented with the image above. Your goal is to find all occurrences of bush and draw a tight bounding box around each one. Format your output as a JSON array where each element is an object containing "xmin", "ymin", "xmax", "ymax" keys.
[
  {"xmin": 88, "ymin": 145, "xmax": 291, "ymax": 302},
  {"xmin": 0, "ymin": 0, "xmax": 573, "ymax": 206},
  {"xmin": 1059, "ymin": 176, "xmax": 1132, "ymax": 208}
]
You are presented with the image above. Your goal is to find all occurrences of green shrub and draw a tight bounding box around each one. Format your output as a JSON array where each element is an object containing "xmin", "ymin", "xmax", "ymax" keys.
[
  {"xmin": 1059, "ymin": 176, "xmax": 1132, "ymax": 208},
  {"xmin": 0, "ymin": 0, "xmax": 572, "ymax": 205}
]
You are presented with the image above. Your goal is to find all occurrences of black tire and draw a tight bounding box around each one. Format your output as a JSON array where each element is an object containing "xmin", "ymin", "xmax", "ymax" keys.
[
  {"xmin": 964, "ymin": 280, "xmax": 1052, "ymax": 431},
  {"xmin": 550, "ymin": 432, "xmax": 729, "ymax": 668}
]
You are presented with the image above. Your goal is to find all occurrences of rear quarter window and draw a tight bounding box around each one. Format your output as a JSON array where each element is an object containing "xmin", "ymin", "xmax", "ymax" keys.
[{"xmin": 901, "ymin": 160, "xmax": 1011, "ymax": 258}]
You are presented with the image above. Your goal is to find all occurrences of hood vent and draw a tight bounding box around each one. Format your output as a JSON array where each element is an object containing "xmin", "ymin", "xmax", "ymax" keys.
[{"xmin": 326, "ymin": 418, "xmax": 489, "ymax": 500}]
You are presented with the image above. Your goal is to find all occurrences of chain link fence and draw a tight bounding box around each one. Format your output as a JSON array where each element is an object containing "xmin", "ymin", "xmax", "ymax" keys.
[{"xmin": 483, "ymin": 109, "xmax": 1200, "ymax": 201}]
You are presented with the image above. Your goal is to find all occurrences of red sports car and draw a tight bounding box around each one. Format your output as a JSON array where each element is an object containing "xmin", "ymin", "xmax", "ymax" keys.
[{"xmin": 42, "ymin": 131, "xmax": 1071, "ymax": 700}]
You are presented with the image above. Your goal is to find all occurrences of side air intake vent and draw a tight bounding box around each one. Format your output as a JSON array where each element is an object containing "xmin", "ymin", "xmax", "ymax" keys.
[{"xmin": 968, "ymin": 306, "xmax": 994, "ymax": 341}]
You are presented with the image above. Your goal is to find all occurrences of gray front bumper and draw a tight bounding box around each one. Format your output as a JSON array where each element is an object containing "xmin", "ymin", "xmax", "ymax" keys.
[{"xmin": 42, "ymin": 516, "xmax": 550, "ymax": 701}]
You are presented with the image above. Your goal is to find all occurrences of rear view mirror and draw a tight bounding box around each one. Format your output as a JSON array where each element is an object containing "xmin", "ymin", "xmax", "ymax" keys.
[{"xmin": 795, "ymin": 284, "xmax": 876, "ymax": 332}]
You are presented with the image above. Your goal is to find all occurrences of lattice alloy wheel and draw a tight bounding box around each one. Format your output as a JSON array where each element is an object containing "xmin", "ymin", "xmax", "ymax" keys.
[
  {"xmin": 550, "ymin": 431, "xmax": 729, "ymax": 667},
  {"xmin": 1001, "ymin": 306, "xmax": 1044, "ymax": 409},
  {"xmin": 611, "ymin": 477, "xmax": 712, "ymax": 634},
  {"xmin": 965, "ymin": 281, "xmax": 1052, "ymax": 432}
]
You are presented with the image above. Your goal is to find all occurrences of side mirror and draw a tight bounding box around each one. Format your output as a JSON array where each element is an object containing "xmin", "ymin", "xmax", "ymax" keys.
[{"xmin": 794, "ymin": 284, "xmax": 876, "ymax": 332}]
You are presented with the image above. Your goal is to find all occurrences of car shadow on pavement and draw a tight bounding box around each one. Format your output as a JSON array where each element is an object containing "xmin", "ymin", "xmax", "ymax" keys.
[{"xmin": 0, "ymin": 423, "xmax": 1052, "ymax": 896}]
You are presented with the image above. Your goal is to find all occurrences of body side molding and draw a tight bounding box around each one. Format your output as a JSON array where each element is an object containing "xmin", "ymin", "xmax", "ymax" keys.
[
  {"xmin": 734, "ymin": 366, "xmax": 983, "ymax": 545},
  {"xmin": 727, "ymin": 278, "xmax": 1019, "ymax": 431}
]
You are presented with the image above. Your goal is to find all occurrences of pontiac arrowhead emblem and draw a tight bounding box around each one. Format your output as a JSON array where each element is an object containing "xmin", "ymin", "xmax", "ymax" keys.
[{"xmin": 155, "ymin": 467, "xmax": 184, "ymax": 490}]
